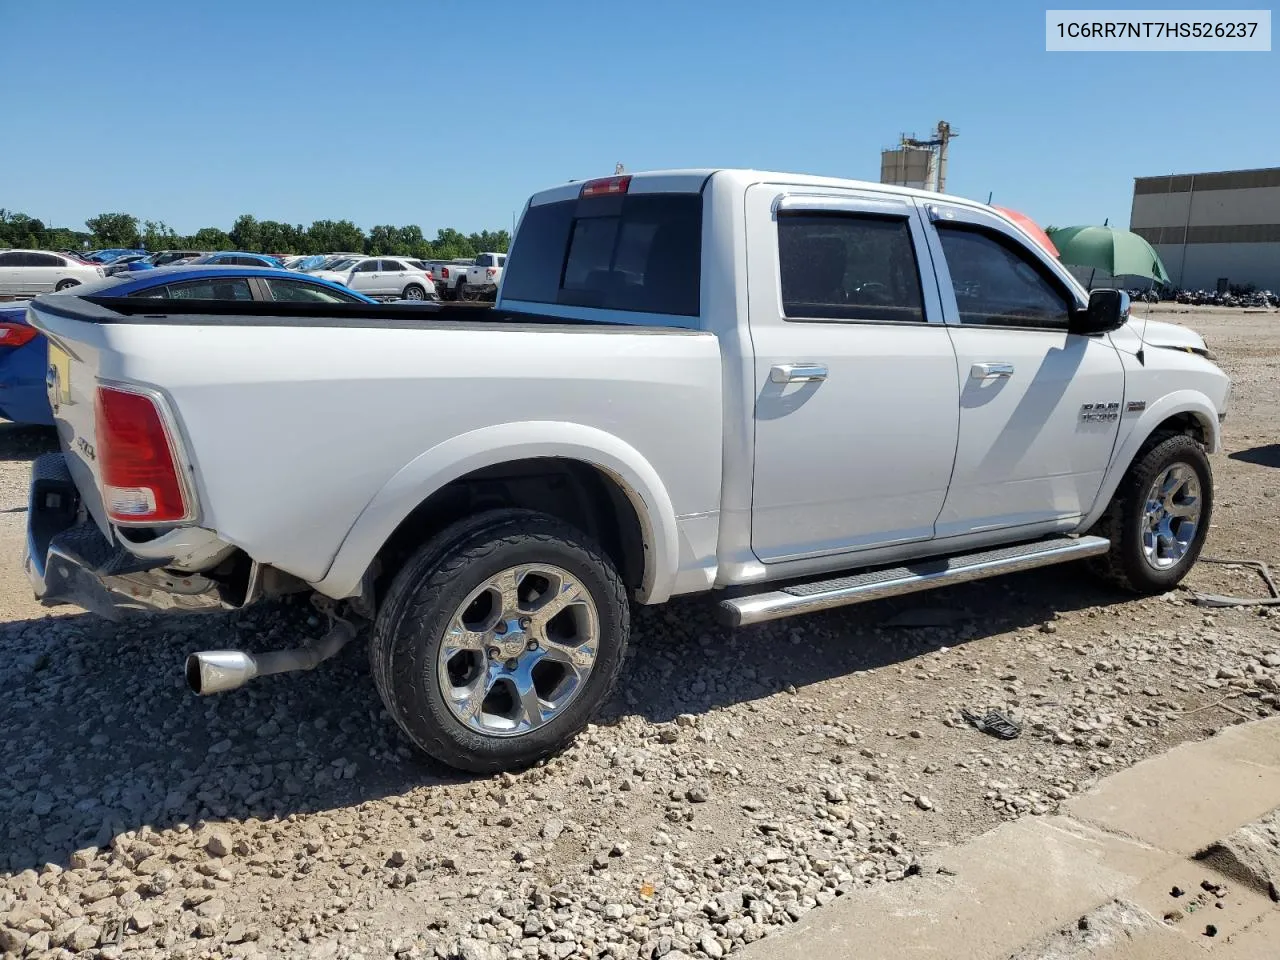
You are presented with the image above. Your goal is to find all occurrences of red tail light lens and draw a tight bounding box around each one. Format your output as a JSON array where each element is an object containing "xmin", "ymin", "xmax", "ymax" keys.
[
  {"xmin": 0, "ymin": 322, "xmax": 39, "ymax": 348},
  {"xmin": 95, "ymin": 385, "xmax": 191, "ymax": 524},
  {"xmin": 580, "ymin": 175, "xmax": 631, "ymax": 197},
  {"xmin": 441, "ymin": 267, "xmax": 450, "ymax": 278},
  {"xmin": 486, "ymin": 267, "xmax": 497, "ymax": 278}
]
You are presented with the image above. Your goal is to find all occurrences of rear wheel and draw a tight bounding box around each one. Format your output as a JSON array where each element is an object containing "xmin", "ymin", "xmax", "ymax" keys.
[
  {"xmin": 402, "ymin": 283, "xmax": 425, "ymax": 301},
  {"xmin": 371, "ymin": 509, "xmax": 630, "ymax": 773},
  {"xmin": 456, "ymin": 280, "xmax": 469, "ymax": 301},
  {"xmin": 1087, "ymin": 433, "xmax": 1212, "ymax": 593},
  {"xmin": 54, "ymin": 279, "xmax": 80, "ymax": 292}
]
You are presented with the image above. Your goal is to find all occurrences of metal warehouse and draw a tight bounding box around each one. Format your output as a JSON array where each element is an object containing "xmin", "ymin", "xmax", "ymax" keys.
[{"xmin": 1130, "ymin": 166, "xmax": 1280, "ymax": 292}]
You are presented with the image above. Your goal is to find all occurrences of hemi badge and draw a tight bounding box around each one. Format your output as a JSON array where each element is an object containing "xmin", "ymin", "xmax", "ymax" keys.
[{"xmin": 1127, "ymin": 401, "xmax": 1147, "ymax": 413}]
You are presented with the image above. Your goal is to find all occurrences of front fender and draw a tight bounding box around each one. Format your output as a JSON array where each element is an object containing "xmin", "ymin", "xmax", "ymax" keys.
[
  {"xmin": 1080, "ymin": 391, "xmax": 1221, "ymax": 530},
  {"xmin": 310, "ymin": 421, "xmax": 682, "ymax": 605}
]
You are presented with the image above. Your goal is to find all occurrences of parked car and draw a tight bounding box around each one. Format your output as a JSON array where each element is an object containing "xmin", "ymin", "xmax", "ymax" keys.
[
  {"xmin": 102, "ymin": 254, "xmax": 152, "ymax": 277},
  {"xmin": 187, "ymin": 252, "xmax": 283, "ymax": 268},
  {"xmin": 125, "ymin": 250, "xmax": 207, "ymax": 272},
  {"xmin": 0, "ymin": 303, "xmax": 53, "ymax": 425},
  {"xmin": 84, "ymin": 248, "xmax": 146, "ymax": 264},
  {"xmin": 0, "ymin": 249, "xmax": 105, "ymax": 296},
  {"xmin": 460, "ymin": 252, "xmax": 507, "ymax": 301},
  {"xmin": 23, "ymin": 169, "xmax": 1231, "ymax": 775},
  {"xmin": 311, "ymin": 256, "xmax": 436, "ymax": 300},
  {"xmin": 430, "ymin": 258, "xmax": 476, "ymax": 300},
  {"xmin": 0, "ymin": 267, "xmax": 376, "ymax": 425}
]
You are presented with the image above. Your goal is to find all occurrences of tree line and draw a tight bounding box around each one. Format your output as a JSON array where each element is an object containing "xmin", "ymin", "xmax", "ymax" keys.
[{"xmin": 0, "ymin": 210, "xmax": 510, "ymax": 260}]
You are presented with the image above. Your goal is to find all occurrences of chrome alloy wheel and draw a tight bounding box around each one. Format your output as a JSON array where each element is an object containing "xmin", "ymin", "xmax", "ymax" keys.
[
  {"xmin": 436, "ymin": 564, "xmax": 599, "ymax": 737},
  {"xmin": 1141, "ymin": 464, "xmax": 1202, "ymax": 570}
]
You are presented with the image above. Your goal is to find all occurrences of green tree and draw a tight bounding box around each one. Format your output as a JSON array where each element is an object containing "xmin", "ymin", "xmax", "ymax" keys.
[
  {"xmin": 229, "ymin": 214, "xmax": 262, "ymax": 252},
  {"xmin": 468, "ymin": 229, "xmax": 510, "ymax": 254},
  {"xmin": 85, "ymin": 212, "xmax": 140, "ymax": 248},
  {"xmin": 189, "ymin": 226, "xmax": 231, "ymax": 249},
  {"xmin": 142, "ymin": 220, "xmax": 178, "ymax": 251},
  {"xmin": 367, "ymin": 224, "xmax": 398, "ymax": 256},
  {"xmin": 431, "ymin": 227, "xmax": 475, "ymax": 260},
  {"xmin": 307, "ymin": 219, "xmax": 365, "ymax": 253},
  {"xmin": 258, "ymin": 220, "xmax": 305, "ymax": 254}
]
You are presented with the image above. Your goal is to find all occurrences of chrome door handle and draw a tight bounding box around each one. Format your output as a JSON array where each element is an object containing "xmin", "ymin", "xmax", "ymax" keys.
[
  {"xmin": 970, "ymin": 362, "xmax": 1015, "ymax": 380},
  {"xmin": 770, "ymin": 363, "xmax": 829, "ymax": 384}
]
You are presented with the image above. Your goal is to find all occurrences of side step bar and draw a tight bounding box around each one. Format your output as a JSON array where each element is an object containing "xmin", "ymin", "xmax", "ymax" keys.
[{"xmin": 719, "ymin": 535, "xmax": 1111, "ymax": 627}]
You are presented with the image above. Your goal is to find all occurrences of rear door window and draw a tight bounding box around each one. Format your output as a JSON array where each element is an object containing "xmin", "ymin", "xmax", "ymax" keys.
[
  {"xmin": 502, "ymin": 192, "xmax": 702, "ymax": 317},
  {"xmin": 777, "ymin": 213, "xmax": 926, "ymax": 323},
  {"xmin": 264, "ymin": 278, "xmax": 364, "ymax": 303}
]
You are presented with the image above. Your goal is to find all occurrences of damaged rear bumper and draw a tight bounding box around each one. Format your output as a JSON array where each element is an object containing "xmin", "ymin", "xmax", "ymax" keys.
[{"xmin": 24, "ymin": 452, "xmax": 233, "ymax": 620}]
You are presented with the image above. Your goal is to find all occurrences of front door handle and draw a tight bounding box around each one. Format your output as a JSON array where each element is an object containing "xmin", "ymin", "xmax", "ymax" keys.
[
  {"xmin": 770, "ymin": 363, "xmax": 829, "ymax": 384},
  {"xmin": 970, "ymin": 362, "xmax": 1015, "ymax": 380}
]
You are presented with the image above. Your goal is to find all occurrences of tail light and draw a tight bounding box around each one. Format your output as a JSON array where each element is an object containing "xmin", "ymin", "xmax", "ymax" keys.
[
  {"xmin": 486, "ymin": 267, "xmax": 497, "ymax": 278},
  {"xmin": 580, "ymin": 175, "xmax": 631, "ymax": 197},
  {"xmin": 0, "ymin": 322, "xmax": 39, "ymax": 348},
  {"xmin": 441, "ymin": 267, "xmax": 451, "ymax": 279},
  {"xmin": 95, "ymin": 384, "xmax": 193, "ymax": 524}
]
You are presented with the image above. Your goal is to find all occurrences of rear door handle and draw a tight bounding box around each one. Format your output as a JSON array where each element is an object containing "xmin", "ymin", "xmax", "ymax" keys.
[
  {"xmin": 970, "ymin": 362, "xmax": 1015, "ymax": 380},
  {"xmin": 770, "ymin": 363, "xmax": 829, "ymax": 384}
]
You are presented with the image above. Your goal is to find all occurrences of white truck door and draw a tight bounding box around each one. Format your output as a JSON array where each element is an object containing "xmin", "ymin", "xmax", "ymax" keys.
[
  {"xmin": 747, "ymin": 186, "xmax": 961, "ymax": 563},
  {"xmin": 917, "ymin": 199, "xmax": 1125, "ymax": 538}
]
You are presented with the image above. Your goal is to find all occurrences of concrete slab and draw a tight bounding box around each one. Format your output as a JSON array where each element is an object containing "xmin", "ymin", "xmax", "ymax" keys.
[
  {"xmin": 739, "ymin": 817, "xmax": 1176, "ymax": 960},
  {"xmin": 1125, "ymin": 863, "xmax": 1275, "ymax": 945},
  {"xmin": 1204, "ymin": 717, "xmax": 1280, "ymax": 771},
  {"xmin": 1065, "ymin": 748, "xmax": 1280, "ymax": 857}
]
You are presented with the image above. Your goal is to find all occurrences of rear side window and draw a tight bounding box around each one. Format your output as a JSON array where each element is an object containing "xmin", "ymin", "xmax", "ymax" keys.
[
  {"xmin": 264, "ymin": 279, "xmax": 363, "ymax": 303},
  {"xmin": 502, "ymin": 193, "xmax": 702, "ymax": 317},
  {"xmin": 778, "ymin": 213, "xmax": 925, "ymax": 323}
]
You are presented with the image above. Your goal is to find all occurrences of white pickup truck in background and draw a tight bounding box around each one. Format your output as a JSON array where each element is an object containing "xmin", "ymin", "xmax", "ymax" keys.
[
  {"xmin": 25, "ymin": 169, "xmax": 1230, "ymax": 772},
  {"xmin": 430, "ymin": 258, "xmax": 476, "ymax": 300},
  {"xmin": 460, "ymin": 251, "xmax": 507, "ymax": 300}
]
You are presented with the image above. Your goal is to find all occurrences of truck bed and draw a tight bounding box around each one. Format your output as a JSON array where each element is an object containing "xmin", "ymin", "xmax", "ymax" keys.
[{"xmin": 27, "ymin": 294, "xmax": 724, "ymax": 600}]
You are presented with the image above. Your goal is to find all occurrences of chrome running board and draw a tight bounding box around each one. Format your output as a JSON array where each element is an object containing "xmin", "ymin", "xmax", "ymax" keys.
[{"xmin": 719, "ymin": 535, "xmax": 1110, "ymax": 627}]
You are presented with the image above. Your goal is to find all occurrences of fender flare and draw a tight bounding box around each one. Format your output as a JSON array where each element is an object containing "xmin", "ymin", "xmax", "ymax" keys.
[
  {"xmin": 310, "ymin": 421, "xmax": 681, "ymax": 604},
  {"xmin": 1081, "ymin": 391, "xmax": 1220, "ymax": 530}
]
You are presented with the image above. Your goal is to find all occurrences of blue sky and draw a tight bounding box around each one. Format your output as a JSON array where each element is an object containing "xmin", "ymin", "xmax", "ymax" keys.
[{"xmin": 1, "ymin": 0, "xmax": 1274, "ymax": 236}]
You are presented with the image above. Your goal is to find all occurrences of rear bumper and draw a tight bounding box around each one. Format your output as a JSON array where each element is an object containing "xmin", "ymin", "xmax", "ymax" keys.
[{"xmin": 25, "ymin": 452, "xmax": 232, "ymax": 620}]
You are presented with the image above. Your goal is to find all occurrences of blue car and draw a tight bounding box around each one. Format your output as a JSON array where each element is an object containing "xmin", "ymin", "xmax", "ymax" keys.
[
  {"xmin": 84, "ymin": 248, "xmax": 147, "ymax": 264},
  {"xmin": 0, "ymin": 267, "xmax": 376, "ymax": 426},
  {"xmin": 187, "ymin": 251, "xmax": 283, "ymax": 268},
  {"xmin": 0, "ymin": 303, "xmax": 53, "ymax": 425}
]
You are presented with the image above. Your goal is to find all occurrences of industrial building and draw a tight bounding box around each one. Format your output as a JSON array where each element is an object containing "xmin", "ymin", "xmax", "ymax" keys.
[{"xmin": 1130, "ymin": 166, "xmax": 1280, "ymax": 291}]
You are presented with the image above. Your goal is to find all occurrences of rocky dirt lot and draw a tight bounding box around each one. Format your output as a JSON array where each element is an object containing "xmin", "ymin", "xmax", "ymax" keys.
[{"xmin": 2, "ymin": 305, "xmax": 1279, "ymax": 960}]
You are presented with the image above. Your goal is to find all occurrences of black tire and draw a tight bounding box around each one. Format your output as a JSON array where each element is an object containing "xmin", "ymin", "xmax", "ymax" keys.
[
  {"xmin": 370, "ymin": 508, "xmax": 630, "ymax": 773},
  {"xmin": 402, "ymin": 283, "xmax": 425, "ymax": 301},
  {"xmin": 1086, "ymin": 433, "xmax": 1213, "ymax": 593},
  {"xmin": 456, "ymin": 280, "xmax": 469, "ymax": 301},
  {"xmin": 54, "ymin": 279, "xmax": 80, "ymax": 292}
]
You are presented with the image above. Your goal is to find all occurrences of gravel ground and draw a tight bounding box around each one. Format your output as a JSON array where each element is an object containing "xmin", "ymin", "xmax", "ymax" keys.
[{"xmin": 2, "ymin": 305, "xmax": 1279, "ymax": 960}]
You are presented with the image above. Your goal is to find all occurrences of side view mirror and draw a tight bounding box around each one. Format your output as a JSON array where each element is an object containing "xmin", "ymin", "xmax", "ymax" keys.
[{"xmin": 1070, "ymin": 289, "xmax": 1130, "ymax": 335}]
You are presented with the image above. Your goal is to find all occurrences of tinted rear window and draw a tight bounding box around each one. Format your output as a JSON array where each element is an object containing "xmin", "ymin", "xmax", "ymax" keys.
[{"xmin": 502, "ymin": 192, "xmax": 702, "ymax": 317}]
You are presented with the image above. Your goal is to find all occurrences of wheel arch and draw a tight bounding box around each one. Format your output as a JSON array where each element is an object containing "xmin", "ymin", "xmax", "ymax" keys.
[
  {"xmin": 311, "ymin": 421, "xmax": 680, "ymax": 605},
  {"xmin": 1081, "ymin": 391, "xmax": 1220, "ymax": 530}
]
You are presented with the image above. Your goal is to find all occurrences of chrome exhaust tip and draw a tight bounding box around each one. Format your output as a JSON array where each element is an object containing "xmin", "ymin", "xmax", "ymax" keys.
[{"xmin": 186, "ymin": 650, "xmax": 259, "ymax": 695}]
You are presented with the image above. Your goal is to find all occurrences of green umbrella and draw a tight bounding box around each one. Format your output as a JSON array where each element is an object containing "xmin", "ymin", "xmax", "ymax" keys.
[{"xmin": 1046, "ymin": 224, "xmax": 1171, "ymax": 285}]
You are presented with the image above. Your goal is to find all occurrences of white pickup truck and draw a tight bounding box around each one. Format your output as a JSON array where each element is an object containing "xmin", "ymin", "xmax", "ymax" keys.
[
  {"xmin": 24, "ymin": 169, "xmax": 1231, "ymax": 773},
  {"xmin": 460, "ymin": 251, "xmax": 507, "ymax": 300}
]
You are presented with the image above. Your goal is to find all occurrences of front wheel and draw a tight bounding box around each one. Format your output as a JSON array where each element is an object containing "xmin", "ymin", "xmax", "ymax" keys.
[
  {"xmin": 1087, "ymin": 433, "xmax": 1213, "ymax": 593},
  {"xmin": 370, "ymin": 509, "xmax": 630, "ymax": 773}
]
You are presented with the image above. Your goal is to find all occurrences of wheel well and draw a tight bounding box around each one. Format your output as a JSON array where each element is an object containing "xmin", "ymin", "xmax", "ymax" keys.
[
  {"xmin": 373, "ymin": 458, "xmax": 646, "ymax": 601},
  {"xmin": 1149, "ymin": 411, "xmax": 1209, "ymax": 447}
]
